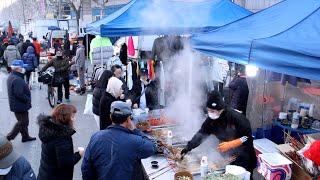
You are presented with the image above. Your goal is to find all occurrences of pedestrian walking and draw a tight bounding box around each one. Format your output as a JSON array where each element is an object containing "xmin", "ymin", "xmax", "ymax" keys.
[
  {"xmin": 6, "ymin": 60, "xmax": 36, "ymax": 142},
  {"xmin": 41, "ymin": 50, "xmax": 73, "ymax": 104},
  {"xmin": 21, "ymin": 40, "xmax": 35, "ymax": 56},
  {"xmin": 3, "ymin": 41, "xmax": 21, "ymax": 73},
  {"xmin": 37, "ymin": 104, "xmax": 84, "ymax": 180},
  {"xmin": 0, "ymin": 135, "xmax": 36, "ymax": 180},
  {"xmin": 32, "ymin": 37, "xmax": 41, "ymax": 66},
  {"xmin": 74, "ymin": 37, "xmax": 86, "ymax": 95},
  {"xmin": 82, "ymin": 101, "xmax": 156, "ymax": 180},
  {"xmin": 22, "ymin": 46, "xmax": 38, "ymax": 86}
]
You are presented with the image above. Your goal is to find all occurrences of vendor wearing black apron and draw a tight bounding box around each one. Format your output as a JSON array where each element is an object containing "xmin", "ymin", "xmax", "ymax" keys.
[{"xmin": 181, "ymin": 90, "xmax": 257, "ymax": 173}]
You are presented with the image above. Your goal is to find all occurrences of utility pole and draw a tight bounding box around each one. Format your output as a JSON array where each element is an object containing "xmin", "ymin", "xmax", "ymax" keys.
[{"xmin": 58, "ymin": 0, "xmax": 62, "ymax": 19}]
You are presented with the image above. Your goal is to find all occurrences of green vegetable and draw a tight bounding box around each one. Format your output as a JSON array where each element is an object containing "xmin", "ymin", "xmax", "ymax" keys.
[{"xmin": 204, "ymin": 173, "xmax": 241, "ymax": 180}]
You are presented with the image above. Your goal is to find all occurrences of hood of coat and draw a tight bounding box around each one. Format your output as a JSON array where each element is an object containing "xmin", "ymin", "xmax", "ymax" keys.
[
  {"xmin": 6, "ymin": 45, "xmax": 17, "ymax": 51},
  {"xmin": 77, "ymin": 44, "xmax": 85, "ymax": 49},
  {"xmin": 37, "ymin": 115, "xmax": 75, "ymax": 143},
  {"xmin": 26, "ymin": 46, "xmax": 35, "ymax": 54}
]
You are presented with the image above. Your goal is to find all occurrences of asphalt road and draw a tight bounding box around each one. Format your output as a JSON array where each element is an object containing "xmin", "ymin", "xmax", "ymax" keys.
[{"xmin": 0, "ymin": 68, "xmax": 98, "ymax": 180}]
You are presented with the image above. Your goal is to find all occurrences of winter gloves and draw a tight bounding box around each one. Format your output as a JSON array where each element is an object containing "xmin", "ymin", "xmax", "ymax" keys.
[{"xmin": 217, "ymin": 138, "xmax": 243, "ymax": 153}]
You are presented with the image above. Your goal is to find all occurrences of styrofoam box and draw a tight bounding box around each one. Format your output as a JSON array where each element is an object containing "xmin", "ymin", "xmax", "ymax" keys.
[
  {"xmin": 258, "ymin": 153, "xmax": 292, "ymax": 180},
  {"xmin": 254, "ymin": 138, "xmax": 279, "ymax": 154}
]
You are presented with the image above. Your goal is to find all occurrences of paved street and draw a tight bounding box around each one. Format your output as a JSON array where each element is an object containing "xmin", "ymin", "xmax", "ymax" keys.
[{"xmin": 0, "ymin": 68, "xmax": 98, "ymax": 180}]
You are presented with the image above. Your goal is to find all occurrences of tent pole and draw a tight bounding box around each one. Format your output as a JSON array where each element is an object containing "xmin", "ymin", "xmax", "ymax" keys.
[{"xmin": 86, "ymin": 34, "xmax": 89, "ymax": 59}]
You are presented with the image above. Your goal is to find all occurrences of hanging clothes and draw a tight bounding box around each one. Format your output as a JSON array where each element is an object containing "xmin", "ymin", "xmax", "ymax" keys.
[
  {"xmin": 147, "ymin": 59, "xmax": 155, "ymax": 80},
  {"xmin": 132, "ymin": 61, "xmax": 139, "ymax": 83},
  {"xmin": 159, "ymin": 61, "xmax": 165, "ymax": 106},
  {"xmin": 139, "ymin": 83, "xmax": 147, "ymax": 109},
  {"xmin": 136, "ymin": 61, "xmax": 140, "ymax": 77},
  {"xmin": 128, "ymin": 36, "xmax": 135, "ymax": 56},
  {"xmin": 119, "ymin": 43, "xmax": 128, "ymax": 65},
  {"xmin": 127, "ymin": 62, "xmax": 133, "ymax": 90}
]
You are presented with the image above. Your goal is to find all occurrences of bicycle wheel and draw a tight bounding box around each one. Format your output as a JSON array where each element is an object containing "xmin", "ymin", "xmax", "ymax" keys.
[{"xmin": 48, "ymin": 87, "xmax": 56, "ymax": 108}]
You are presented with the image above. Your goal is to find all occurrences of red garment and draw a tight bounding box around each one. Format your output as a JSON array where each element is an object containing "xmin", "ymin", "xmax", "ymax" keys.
[
  {"xmin": 7, "ymin": 21, "xmax": 13, "ymax": 38},
  {"xmin": 127, "ymin": 36, "xmax": 135, "ymax": 56},
  {"xmin": 148, "ymin": 59, "xmax": 155, "ymax": 80},
  {"xmin": 303, "ymin": 140, "xmax": 320, "ymax": 166},
  {"xmin": 33, "ymin": 41, "xmax": 41, "ymax": 55}
]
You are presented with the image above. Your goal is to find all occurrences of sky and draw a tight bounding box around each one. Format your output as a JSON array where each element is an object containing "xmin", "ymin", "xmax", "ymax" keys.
[{"xmin": 0, "ymin": 0, "xmax": 18, "ymax": 11}]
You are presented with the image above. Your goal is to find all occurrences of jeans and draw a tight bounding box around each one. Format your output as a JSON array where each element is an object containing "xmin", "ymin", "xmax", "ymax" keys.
[
  {"xmin": 7, "ymin": 111, "xmax": 30, "ymax": 140},
  {"xmin": 57, "ymin": 77, "xmax": 70, "ymax": 101},
  {"xmin": 77, "ymin": 68, "xmax": 85, "ymax": 89}
]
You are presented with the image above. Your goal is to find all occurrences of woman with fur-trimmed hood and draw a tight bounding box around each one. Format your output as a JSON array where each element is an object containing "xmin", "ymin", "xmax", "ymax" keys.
[{"xmin": 37, "ymin": 104, "xmax": 85, "ymax": 180}]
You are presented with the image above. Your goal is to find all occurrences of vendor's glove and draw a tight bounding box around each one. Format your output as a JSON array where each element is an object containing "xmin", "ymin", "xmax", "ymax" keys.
[
  {"xmin": 217, "ymin": 138, "xmax": 243, "ymax": 153},
  {"xmin": 180, "ymin": 148, "xmax": 189, "ymax": 160}
]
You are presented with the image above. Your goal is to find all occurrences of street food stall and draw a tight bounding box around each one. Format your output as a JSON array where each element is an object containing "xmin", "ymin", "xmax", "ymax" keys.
[{"xmin": 133, "ymin": 109, "xmax": 250, "ymax": 180}]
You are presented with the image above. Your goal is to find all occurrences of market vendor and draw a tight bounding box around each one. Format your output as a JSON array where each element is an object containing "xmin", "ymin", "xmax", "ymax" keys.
[
  {"xmin": 181, "ymin": 90, "xmax": 257, "ymax": 173},
  {"xmin": 130, "ymin": 68, "xmax": 160, "ymax": 110}
]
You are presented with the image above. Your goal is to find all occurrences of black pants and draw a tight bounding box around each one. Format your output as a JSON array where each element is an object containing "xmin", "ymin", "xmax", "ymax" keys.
[
  {"xmin": 7, "ymin": 111, "xmax": 30, "ymax": 140},
  {"xmin": 25, "ymin": 70, "xmax": 32, "ymax": 85},
  {"xmin": 6, "ymin": 66, "xmax": 12, "ymax": 73},
  {"xmin": 57, "ymin": 78, "xmax": 70, "ymax": 101}
]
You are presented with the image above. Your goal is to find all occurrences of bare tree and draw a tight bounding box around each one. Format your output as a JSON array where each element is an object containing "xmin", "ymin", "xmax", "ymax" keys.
[{"xmin": 0, "ymin": 0, "xmax": 40, "ymax": 23}]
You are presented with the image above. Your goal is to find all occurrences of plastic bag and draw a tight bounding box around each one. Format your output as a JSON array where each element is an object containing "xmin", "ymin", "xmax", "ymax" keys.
[{"xmin": 84, "ymin": 94, "xmax": 93, "ymax": 115}]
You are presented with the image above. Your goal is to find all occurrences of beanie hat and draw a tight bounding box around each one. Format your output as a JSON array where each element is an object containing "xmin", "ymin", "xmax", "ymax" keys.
[
  {"xmin": 206, "ymin": 90, "xmax": 225, "ymax": 110},
  {"xmin": 0, "ymin": 135, "xmax": 20, "ymax": 172}
]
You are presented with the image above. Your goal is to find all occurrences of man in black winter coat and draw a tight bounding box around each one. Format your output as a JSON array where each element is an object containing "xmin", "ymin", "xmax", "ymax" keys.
[
  {"xmin": 181, "ymin": 91, "xmax": 257, "ymax": 174},
  {"xmin": 229, "ymin": 69, "xmax": 249, "ymax": 115},
  {"xmin": 20, "ymin": 40, "xmax": 35, "ymax": 56},
  {"xmin": 6, "ymin": 60, "xmax": 36, "ymax": 142},
  {"xmin": 92, "ymin": 70, "xmax": 113, "ymax": 116},
  {"xmin": 130, "ymin": 68, "xmax": 159, "ymax": 110}
]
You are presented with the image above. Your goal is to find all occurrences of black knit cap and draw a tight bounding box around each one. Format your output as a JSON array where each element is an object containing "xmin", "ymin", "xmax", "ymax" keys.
[{"xmin": 206, "ymin": 90, "xmax": 225, "ymax": 110}]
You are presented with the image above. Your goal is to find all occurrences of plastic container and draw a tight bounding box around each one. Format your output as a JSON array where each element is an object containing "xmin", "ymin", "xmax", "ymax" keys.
[
  {"xmin": 166, "ymin": 130, "xmax": 173, "ymax": 146},
  {"xmin": 200, "ymin": 156, "xmax": 208, "ymax": 178},
  {"xmin": 258, "ymin": 153, "xmax": 292, "ymax": 180},
  {"xmin": 254, "ymin": 139, "xmax": 279, "ymax": 155},
  {"xmin": 309, "ymin": 104, "xmax": 315, "ymax": 118},
  {"xmin": 291, "ymin": 112, "xmax": 300, "ymax": 129},
  {"xmin": 300, "ymin": 108, "xmax": 308, "ymax": 117},
  {"xmin": 279, "ymin": 112, "xmax": 287, "ymax": 120}
]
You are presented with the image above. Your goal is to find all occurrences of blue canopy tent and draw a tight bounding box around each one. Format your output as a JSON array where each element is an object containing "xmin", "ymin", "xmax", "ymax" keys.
[
  {"xmin": 86, "ymin": 0, "xmax": 251, "ymax": 36},
  {"xmin": 191, "ymin": 0, "xmax": 320, "ymax": 80}
]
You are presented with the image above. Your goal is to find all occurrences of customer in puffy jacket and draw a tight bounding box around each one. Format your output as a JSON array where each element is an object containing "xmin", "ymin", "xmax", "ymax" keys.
[
  {"xmin": 92, "ymin": 69, "xmax": 113, "ymax": 126},
  {"xmin": 0, "ymin": 135, "xmax": 36, "ymax": 180},
  {"xmin": 21, "ymin": 40, "xmax": 35, "ymax": 56},
  {"xmin": 82, "ymin": 101, "xmax": 156, "ymax": 180},
  {"xmin": 6, "ymin": 60, "xmax": 36, "ymax": 143},
  {"xmin": 22, "ymin": 46, "xmax": 38, "ymax": 85},
  {"xmin": 4, "ymin": 42, "xmax": 21, "ymax": 73},
  {"xmin": 37, "ymin": 104, "xmax": 84, "ymax": 180},
  {"xmin": 99, "ymin": 77, "xmax": 125, "ymax": 130}
]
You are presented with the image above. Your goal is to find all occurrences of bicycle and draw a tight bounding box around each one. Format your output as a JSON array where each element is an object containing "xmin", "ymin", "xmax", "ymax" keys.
[
  {"xmin": 38, "ymin": 67, "xmax": 56, "ymax": 108},
  {"xmin": 47, "ymin": 84, "xmax": 56, "ymax": 108}
]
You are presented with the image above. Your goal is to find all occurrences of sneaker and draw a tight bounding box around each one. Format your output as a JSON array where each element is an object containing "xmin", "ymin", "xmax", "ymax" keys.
[
  {"xmin": 57, "ymin": 100, "xmax": 62, "ymax": 104},
  {"xmin": 65, "ymin": 99, "xmax": 71, "ymax": 103},
  {"xmin": 22, "ymin": 137, "xmax": 36, "ymax": 143}
]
